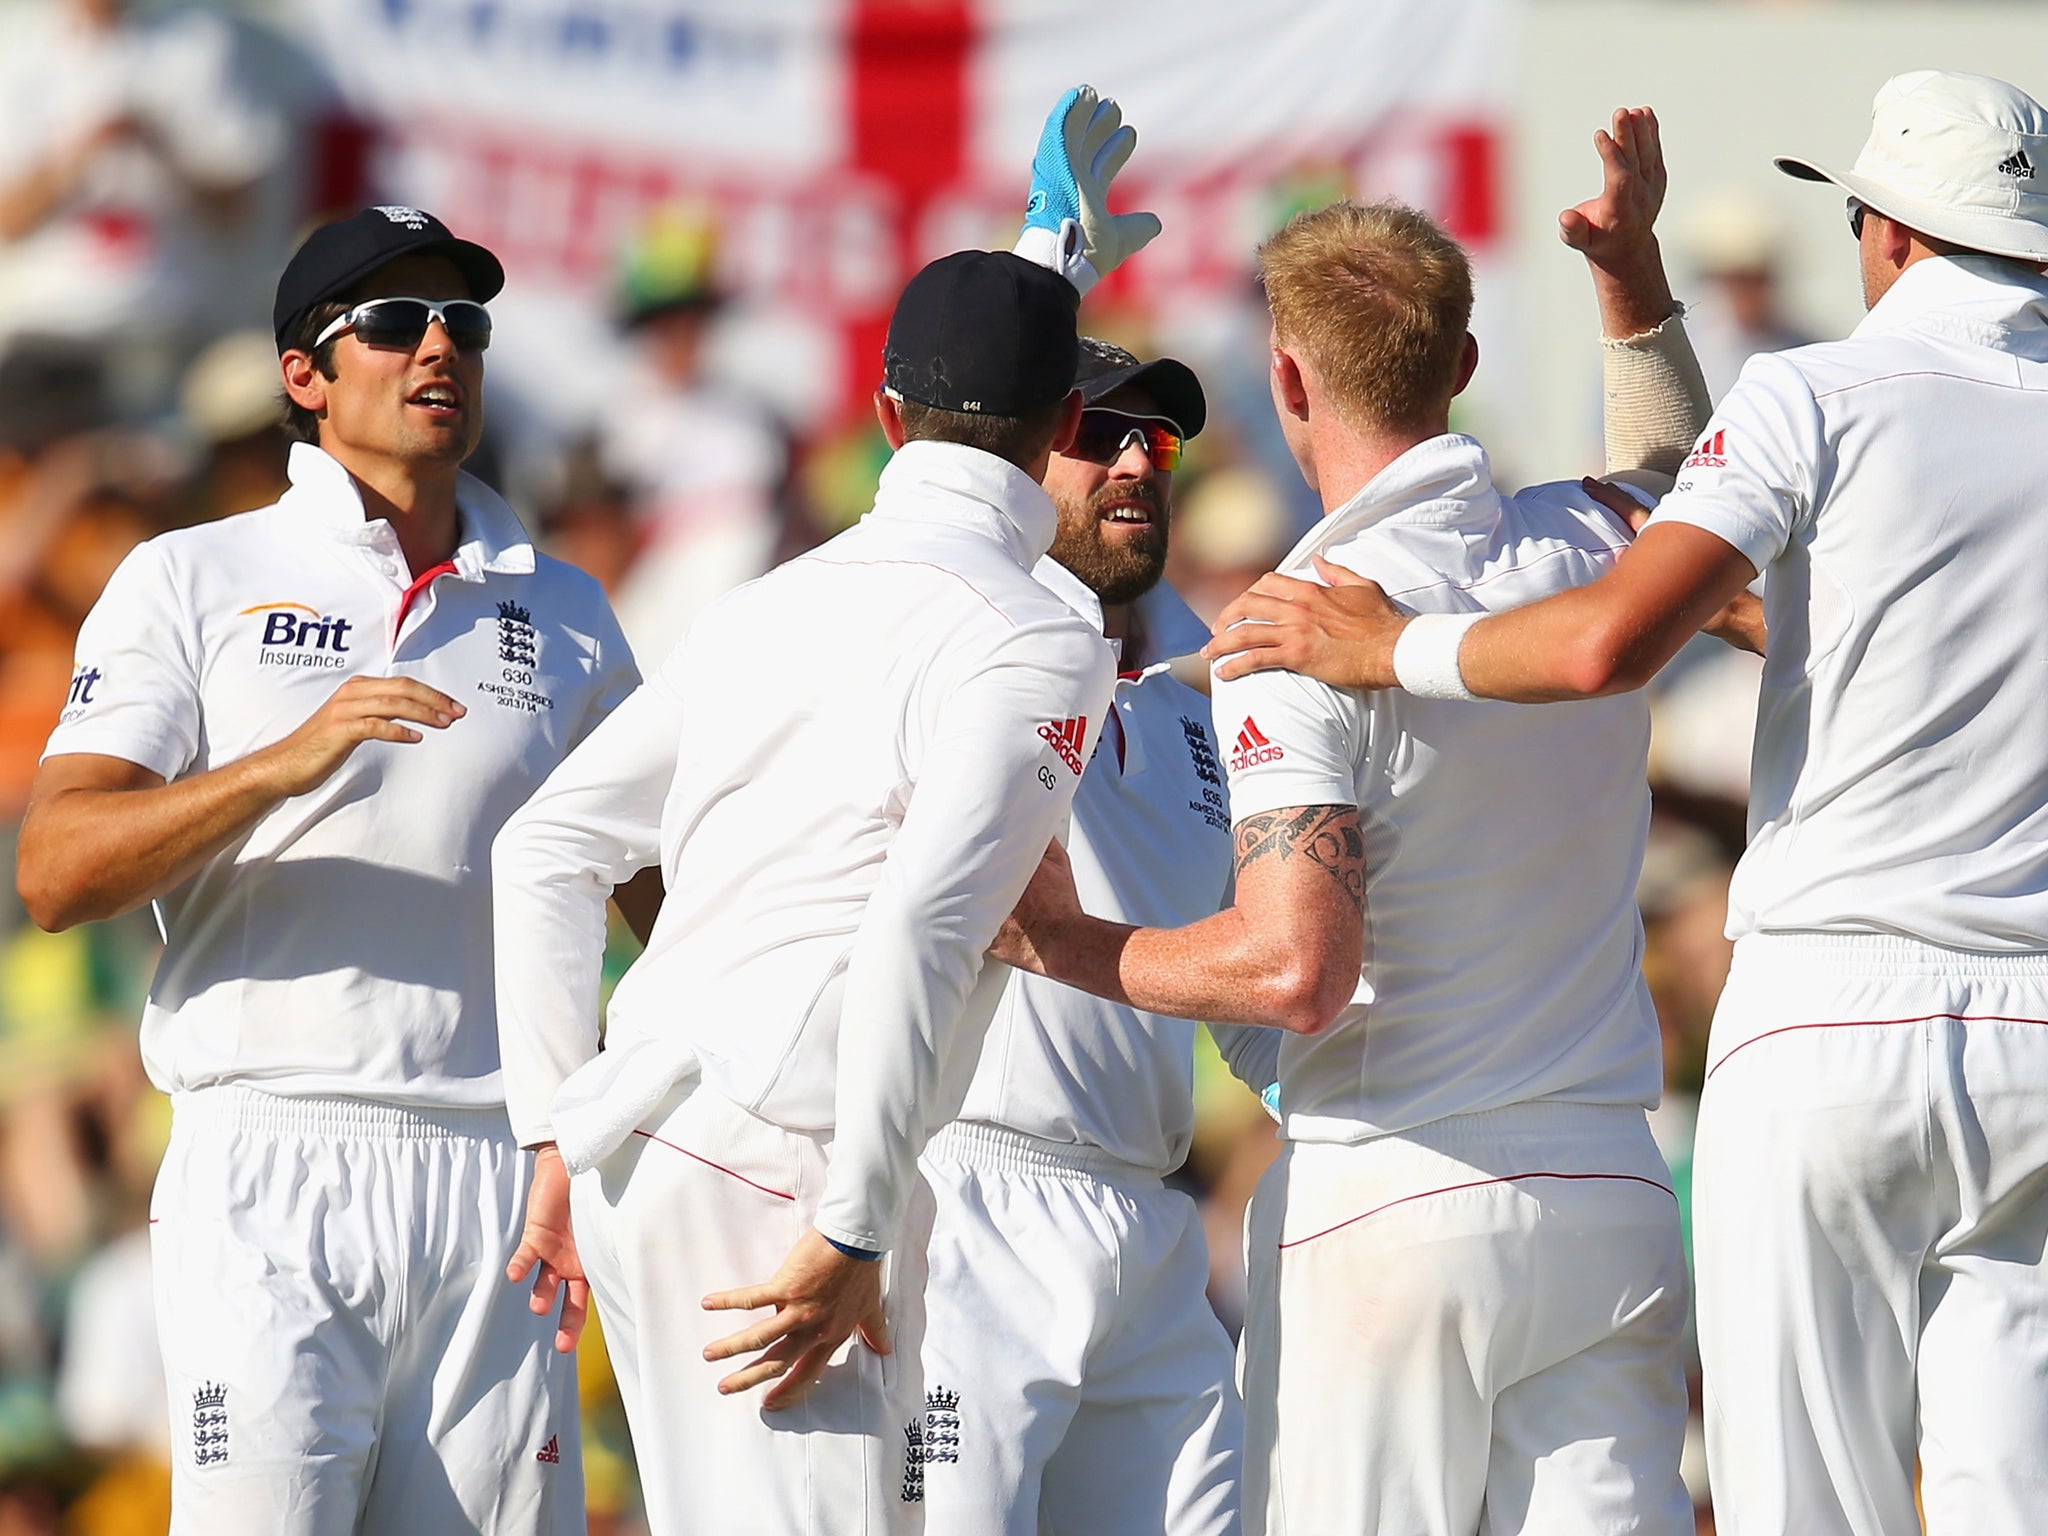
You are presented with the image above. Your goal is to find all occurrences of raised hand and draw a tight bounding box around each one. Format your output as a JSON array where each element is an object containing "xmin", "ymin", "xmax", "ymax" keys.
[
  {"xmin": 1014, "ymin": 85, "xmax": 1163, "ymax": 296},
  {"xmin": 1559, "ymin": 106, "xmax": 1667, "ymax": 268}
]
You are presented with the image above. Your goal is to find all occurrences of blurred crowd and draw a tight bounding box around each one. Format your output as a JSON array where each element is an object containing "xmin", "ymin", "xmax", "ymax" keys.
[{"xmin": 0, "ymin": 2, "xmax": 1827, "ymax": 1531}]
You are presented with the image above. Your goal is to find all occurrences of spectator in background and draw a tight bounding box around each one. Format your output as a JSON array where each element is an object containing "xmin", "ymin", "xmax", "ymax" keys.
[
  {"xmin": 0, "ymin": 0, "xmax": 285, "ymax": 413},
  {"xmin": 172, "ymin": 330, "xmax": 291, "ymax": 528},
  {"xmin": 1682, "ymin": 190, "xmax": 1820, "ymax": 402},
  {"xmin": 599, "ymin": 204, "xmax": 791, "ymax": 663}
]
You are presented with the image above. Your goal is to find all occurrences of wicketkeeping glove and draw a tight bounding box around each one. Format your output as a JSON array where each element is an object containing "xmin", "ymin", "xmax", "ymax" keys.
[{"xmin": 1012, "ymin": 85, "xmax": 1163, "ymax": 298}]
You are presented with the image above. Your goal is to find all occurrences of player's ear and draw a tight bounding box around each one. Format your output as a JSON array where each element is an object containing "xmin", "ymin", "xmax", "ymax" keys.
[
  {"xmin": 281, "ymin": 351, "xmax": 328, "ymax": 416},
  {"xmin": 1270, "ymin": 342, "xmax": 1310, "ymax": 421},
  {"xmin": 874, "ymin": 388, "xmax": 908, "ymax": 450},
  {"xmin": 1450, "ymin": 332, "xmax": 1480, "ymax": 399}
]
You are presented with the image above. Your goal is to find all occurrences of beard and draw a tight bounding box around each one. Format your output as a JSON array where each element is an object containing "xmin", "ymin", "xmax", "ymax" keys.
[{"xmin": 1049, "ymin": 480, "xmax": 1170, "ymax": 607}]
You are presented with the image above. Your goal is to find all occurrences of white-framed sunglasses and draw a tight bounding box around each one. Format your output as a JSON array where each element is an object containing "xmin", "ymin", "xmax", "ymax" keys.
[{"xmin": 313, "ymin": 296, "xmax": 492, "ymax": 352}]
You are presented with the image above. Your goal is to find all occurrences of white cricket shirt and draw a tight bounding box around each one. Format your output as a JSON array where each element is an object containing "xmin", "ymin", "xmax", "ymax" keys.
[
  {"xmin": 45, "ymin": 443, "xmax": 638, "ymax": 1107},
  {"xmin": 1649, "ymin": 255, "xmax": 2048, "ymax": 954},
  {"xmin": 492, "ymin": 441, "xmax": 1116, "ymax": 1253},
  {"xmin": 1217, "ymin": 435, "xmax": 1662, "ymax": 1144},
  {"xmin": 950, "ymin": 563, "xmax": 1235, "ymax": 1176}
]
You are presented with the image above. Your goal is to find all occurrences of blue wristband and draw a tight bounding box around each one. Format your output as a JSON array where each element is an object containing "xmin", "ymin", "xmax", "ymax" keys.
[{"xmin": 824, "ymin": 1235, "xmax": 884, "ymax": 1262}]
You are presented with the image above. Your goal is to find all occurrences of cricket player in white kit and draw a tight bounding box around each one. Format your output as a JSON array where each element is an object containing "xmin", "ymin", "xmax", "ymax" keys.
[
  {"xmin": 1209, "ymin": 71, "xmax": 2048, "ymax": 1536},
  {"xmin": 489, "ymin": 88, "xmax": 1161, "ymax": 1536},
  {"xmin": 916, "ymin": 337, "xmax": 1249, "ymax": 1535},
  {"xmin": 1001, "ymin": 111, "xmax": 1711, "ymax": 1535},
  {"xmin": 14, "ymin": 207, "xmax": 645, "ymax": 1533}
]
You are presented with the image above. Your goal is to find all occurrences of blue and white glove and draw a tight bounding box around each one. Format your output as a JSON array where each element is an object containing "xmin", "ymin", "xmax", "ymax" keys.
[{"xmin": 1012, "ymin": 85, "xmax": 1163, "ymax": 298}]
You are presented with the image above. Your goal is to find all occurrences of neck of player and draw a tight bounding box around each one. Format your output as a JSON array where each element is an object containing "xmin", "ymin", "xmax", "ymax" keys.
[
  {"xmin": 1101, "ymin": 600, "xmax": 1135, "ymax": 651},
  {"xmin": 1306, "ymin": 414, "xmax": 1448, "ymax": 516},
  {"xmin": 330, "ymin": 446, "xmax": 463, "ymax": 577}
]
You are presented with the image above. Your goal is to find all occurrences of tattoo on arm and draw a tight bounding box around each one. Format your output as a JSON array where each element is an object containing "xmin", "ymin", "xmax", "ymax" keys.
[{"xmin": 1233, "ymin": 805, "xmax": 1366, "ymax": 906}]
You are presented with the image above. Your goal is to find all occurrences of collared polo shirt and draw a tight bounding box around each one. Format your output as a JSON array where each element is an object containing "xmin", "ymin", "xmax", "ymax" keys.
[
  {"xmin": 1215, "ymin": 435, "xmax": 1662, "ymax": 1144},
  {"xmin": 46, "ymin": 442, "xmax": 638, "ymax": 1107},
  {"xmin": 1650, "ymin": 255, "xmax": 2048, "ymax": 953},
  {"xmin": 951, "ymin": 563, "xmax": 1234, "ymax": 1177}
]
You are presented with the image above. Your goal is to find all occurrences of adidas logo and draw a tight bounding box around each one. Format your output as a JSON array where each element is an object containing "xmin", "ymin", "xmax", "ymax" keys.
[
  {"xmin": 1229, "ymin": 717, "xmax": 1284, "ymax": 772},
  {"xmin": 2000, "ymin": 149, "xmax": 2035, "ymax": 180},
  {"xmin": 535, "ymin": 1434, "xmax": 561, "ymax": 1465},
  {"xmin": 1038, "ymin": 716, "xmax": 1087, "ymax": 775},
  {"xmin": 1681, "ymin": 428, "xmax": 1727, "ymax": 472}
]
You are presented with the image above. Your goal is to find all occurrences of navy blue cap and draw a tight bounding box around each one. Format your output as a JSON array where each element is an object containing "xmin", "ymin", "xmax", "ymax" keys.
[
  {"xmin": 1073, "ymin": 336, "xmax": 1207, "ymax": 438},
  {"xmin": 883, "ymin": 251, "xmax": 1079, "ymax": 415},
  {"xmin": 274, "ymin": 206, "xmax": 504, "ymax": 352}
]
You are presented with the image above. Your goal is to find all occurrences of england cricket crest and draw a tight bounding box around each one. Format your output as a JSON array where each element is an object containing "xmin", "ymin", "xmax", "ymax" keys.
[
  {"xmin": 900, "ymin": 1414, "xmax": 924, "ymax": 1503},
  {"xmin": 496, "ymin": 601, "xmax": 538, "ymax": 669},
  {"xmin": 192, "ymin": 1381, "xmax": 229, "ymax": 1466},
  {"xmin": 921, "ymin": 1385, "xmax": 962, "ymax": 1465}
]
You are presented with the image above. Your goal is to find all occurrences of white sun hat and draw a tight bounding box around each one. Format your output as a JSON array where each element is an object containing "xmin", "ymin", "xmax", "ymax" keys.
[{"xmin": 1776, "ymin": 70, "xmax": 2048, "ymax": 261}]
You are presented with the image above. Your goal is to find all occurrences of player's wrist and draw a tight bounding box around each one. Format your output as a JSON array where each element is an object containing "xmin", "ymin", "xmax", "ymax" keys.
[{"xmin": 1392, "ymin": 613, "xmax": 1484, "ymax": 702}]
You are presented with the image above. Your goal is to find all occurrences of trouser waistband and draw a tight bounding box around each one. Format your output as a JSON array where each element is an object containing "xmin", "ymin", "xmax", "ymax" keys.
[
  {"xmin": 171, "ymin": 1084, "xmax": 511, "ymax": 1141},
  {"xmin": 1737, "ymin": 932, "xmax": 2048, "ymax": 979},
  {"xmin": 923, "ymin": 1120, "xmax": 1163, "ymax": 1188}
]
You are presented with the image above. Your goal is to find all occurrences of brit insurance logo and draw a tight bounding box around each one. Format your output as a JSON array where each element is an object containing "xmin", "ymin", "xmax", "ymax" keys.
[
  {"xmin": 59, "ymin": 664, "xmax": 102, "ymax": 723},
  {"xmin": 242, "ymin": 601, "xmax": 352, "ymax": 670}
]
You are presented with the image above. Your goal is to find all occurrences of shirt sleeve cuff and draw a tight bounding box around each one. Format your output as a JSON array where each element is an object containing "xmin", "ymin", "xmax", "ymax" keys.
[
  {"xmin": 38, "ymin": 726, "xmax": 189, "ymax": 782},
  {"xmin": 1645, "ymin": 499, "xmax": 1775, "ymax": 575},
  {"xmin": 813, "ymin": 1217, "xmax": 888, "ymax": 1257}
]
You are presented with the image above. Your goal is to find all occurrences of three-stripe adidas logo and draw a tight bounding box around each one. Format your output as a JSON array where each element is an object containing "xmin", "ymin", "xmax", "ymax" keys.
[
  {"xmin": 1229, "ymin": 716, "xmax": 1284, "ymax": 772},
  {"xmin": 1681, "ymin": 428, "xmax": 1727, "ymax": 472},
  {"xmin": 536, "ymin": 1434, "xmax": 561, "ymax": 1464},
  {"xmin": 1039, "ymin": 716, "xmax": 1087, "ymax": 775},
  {"xmin": 2000, "ymin": 148, "xmax": 2035, "ymax": 180}
]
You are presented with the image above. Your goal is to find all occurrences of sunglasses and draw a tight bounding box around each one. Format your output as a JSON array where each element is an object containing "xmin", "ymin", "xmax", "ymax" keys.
[
  {"xmin": 313, "ymin": 297, "xmax": 492, "ymax": 353},
  {"xmin": 1070, "ymin": 409, "xmax": 1184, "ymax": 472},
  {"xmin": 1846, "ymin": 196, "xmax": 1868, "ymax": 240}
]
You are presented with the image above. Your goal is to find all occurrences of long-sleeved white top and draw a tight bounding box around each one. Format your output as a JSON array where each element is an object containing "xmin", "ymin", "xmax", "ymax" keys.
[
  {"xmin": 492, "ymin": 441, "xmax": 1115, "ymax": 1253},
  {"xmin": 44, "ymin": 443, "xmax": 639, "ymax": 1106},
  {"xmin": 949, "ymin": 563, "xmax": 1235, "ymax": 1175},
  {"xmin": 1648, "ymin": 255, "xmax": 2048, "ymax": 956}
]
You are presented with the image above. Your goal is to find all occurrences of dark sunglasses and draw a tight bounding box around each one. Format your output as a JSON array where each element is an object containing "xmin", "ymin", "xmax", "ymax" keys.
[
  {"xmin": 1846, "ymin": 196, "xmax": 1868, "ymax": 240},
  {"xmin": 314, "ymin": 297, "xmax": 492, "ymax": 353},
  {"xmin": 1070, "ymin": 409, "xmax": 1184, "ymax": 471}
]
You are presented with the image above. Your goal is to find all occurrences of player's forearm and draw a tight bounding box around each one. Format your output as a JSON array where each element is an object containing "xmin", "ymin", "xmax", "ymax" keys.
[
  {"xmin": 17, "ymin": 751, "xmax": 293, "ymax": 929},
  {"xmin": 1031, "ymin": 905, "xmax": 1347, "ymax": 1034}
]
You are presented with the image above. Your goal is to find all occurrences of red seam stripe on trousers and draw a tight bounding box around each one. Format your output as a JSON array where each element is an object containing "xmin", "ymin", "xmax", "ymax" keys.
[
  {"xmin": 1705, "ymin": 1011, "xmax": 2048, "ymax": 1080},
  {"xmin": 633, "ymin": 1129, "xmax": 796, "ymax": 1202},
  {"xmin": 1278, "ymin": 1171, "xmax": 1678, "ymax": 1252}
]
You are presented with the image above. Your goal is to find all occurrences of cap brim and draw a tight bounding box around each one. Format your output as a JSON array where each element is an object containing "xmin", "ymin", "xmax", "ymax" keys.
[
  {"xmin": 1076, "ymin": 356, "xmax": 1208, "ymax": 438},
  {"xmin": 1775, "ymin": 153, "xmax": 2048, "ymax": 261}
]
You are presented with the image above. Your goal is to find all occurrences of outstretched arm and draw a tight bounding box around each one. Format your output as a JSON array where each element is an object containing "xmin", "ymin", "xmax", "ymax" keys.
[{"xmin": 994, "ymin": 803, "xmax": 1364, "ymax": 1036}]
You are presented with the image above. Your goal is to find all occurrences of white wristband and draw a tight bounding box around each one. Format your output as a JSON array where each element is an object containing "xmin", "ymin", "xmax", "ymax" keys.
[{"xmin": 1392, "ymin": 612, "xmax": 1484, "ymax": 701}]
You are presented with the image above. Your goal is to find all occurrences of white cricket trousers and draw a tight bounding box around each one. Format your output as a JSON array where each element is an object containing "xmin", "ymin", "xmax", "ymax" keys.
[
  {"xmin": 1241, "ymin": 1100, "xmax": 1692, "ymax": 1536},
  {"xmin": 151, "ymin": 1086, "xmax": 584, "ymax": 1536},
  {"xmin": 1695, "ymin": 933, "xmax": 2048, "ymax": 1536},
  {"xmin": 917, "ymin": 1121, "xmax": 1243, "ymax": 1536},
  {"xmin": 572, "ymin": 1083, "xmax": 932, "ymax": 1536}
]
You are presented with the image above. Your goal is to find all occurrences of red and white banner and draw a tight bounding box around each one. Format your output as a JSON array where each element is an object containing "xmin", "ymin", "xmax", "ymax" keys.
[{"xmin": 288, "ymin": 0, "xmax": 1517, "ymax": 430}]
